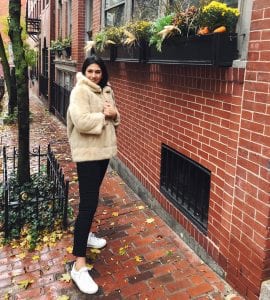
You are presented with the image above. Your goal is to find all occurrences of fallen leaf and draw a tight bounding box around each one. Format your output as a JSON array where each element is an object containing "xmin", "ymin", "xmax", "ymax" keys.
[
  {"xmin": 66, "ymin": 246, "xmax": 73, "ymax": 254},
  {"xmin": 17, "ymin": 253, "xmax": 26, "ymax": 259},
  {"xmin": 119, "ymin": 244, "xmax": 129, "ymax": 256},
  {"xmin": 56, "ymin": 296, "xmax": 70, "ymax": 300},
  {"xmin": 17, "ymin": 279, "xmax": 34, "ymax": 289},
  {"xmin": 43, "ymin": 236, "xmax": 49, "ymax": 242},
  {"xmin": 86, "ymin": 263, "xmax": 93, "ymax": 270},
  {"xmin": 35, "ymin": 245, "xmax": 42, "ymax": 251},
  {"xmin": 138, "ymin": 205, "xmax": 145, "ymax": 210},
  {"xmin": 112, "ymin": 212, "xmax": 119, "ymax": 217},
  {"xmin": 134, "ymin": 255, "xmax": 143, "ymax": 262},
  {"xmin": 59, "ymin": 273, "xmax": 71, "ymax": 283},
  {"xmin": 90, "ymin": 248, "xmax": 101, "ymax": 254},
  {"xmin": 32, "ymin": 255, "xmax": 40, "ymax": 261},
  {"xmin": 146, "ymin": 218, "xmax": 155, "ymax": 224}
]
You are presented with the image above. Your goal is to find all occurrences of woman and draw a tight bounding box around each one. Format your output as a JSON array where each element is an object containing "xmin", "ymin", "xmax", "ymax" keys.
[{"xmin": 67, "ymin": 55, "xmax": 120, "ymax": 294}]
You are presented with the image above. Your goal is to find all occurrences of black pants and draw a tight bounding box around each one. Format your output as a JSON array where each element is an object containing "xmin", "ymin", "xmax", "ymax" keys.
[{"xmin": 73, "ymin": 159, "xmax": 109, "ymax": 257}]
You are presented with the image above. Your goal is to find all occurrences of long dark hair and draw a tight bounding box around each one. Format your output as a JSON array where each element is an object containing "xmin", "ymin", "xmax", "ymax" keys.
[{"xmin": 81, "ymin": 55, "xmax": 109, "ymax": 88}]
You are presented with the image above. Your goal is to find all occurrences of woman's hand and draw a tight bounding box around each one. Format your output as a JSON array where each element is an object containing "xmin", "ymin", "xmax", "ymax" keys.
[{"xmin": 103, "ymin": 100, "xmax": 117, "ymax": 120}]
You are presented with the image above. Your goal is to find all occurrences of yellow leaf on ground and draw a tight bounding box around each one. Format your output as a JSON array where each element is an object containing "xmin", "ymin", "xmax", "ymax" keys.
[
  {"xmin": 146, "ymin": 218, "xmax": 155, "ymax": 224},
  {"xmin": 35, "ymin": 245, "xmax": 42, "ymax": 251},
  {"xmin": 4, "ymin": 292, "xmax": 10, "ymax": 300},
  {"xmin": 112, "ymin": 212, "xmax": 119, "ymax": 217},
  {"xmin": 90, "ymin": 248, "xmax": 101, "ymax": 254},
  {"xmin": 86, "ymin": 263, "xmax": 93, "ymax": 270},
  {"xmin": 119, "ymin": 244, "xmax": 129, "ymax": 256},
  {"xmin": 17, "ymin": 279, "xmax": 34, "ymax": 289},
  {"xmin": 32, "ymin": 255, "xmax": 40, "ymax": 261},
  {"xmin": 134, "ymin": 255, "xmax": 143, "ymax": 262},
  {"xmin": 66, "ymin": 246, "xmax": 73, "ymax": 254},
  {"xmin": 56, "ymin": 295, "xmax": 70, "ymax": 300},
  {"xmin": 43, "ymin": 236, "xmax": 49, "ymax": 242},
  {"xmin": 59, "ymin": 273, "xmax": 71, "ymax": 283},
  {"xmin": 17, "ymin": 253, "xmax": 26, "ymax": 259},
  {"xmin": 166, "ymin": 250, "xmax": 173, "ymax": 256},
  {"xmin": 138, "ymin": 205, "xmax": 145, "ymax": 210}
]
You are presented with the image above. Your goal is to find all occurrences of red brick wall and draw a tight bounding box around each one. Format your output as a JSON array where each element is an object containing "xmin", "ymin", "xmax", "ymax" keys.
[
  {"xmin": 225, "ymin": 0, "xmax": 270, "ymax": 298},
  {"xmin": 105, "ymin": 1, "xmax": 270, "ymax": 298},
  {"xmin": 71, "ymin": 0, "xmax": 86, "ymax": 69},
  {"xmin": 92, "ymin": 0, "xmax": 101, "ymax": 35}
]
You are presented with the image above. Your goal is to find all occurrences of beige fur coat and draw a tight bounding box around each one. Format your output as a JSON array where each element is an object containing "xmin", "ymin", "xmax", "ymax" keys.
[{"xmin": 67, "ymin": 72, "xmax": 120, "ymax": 162}]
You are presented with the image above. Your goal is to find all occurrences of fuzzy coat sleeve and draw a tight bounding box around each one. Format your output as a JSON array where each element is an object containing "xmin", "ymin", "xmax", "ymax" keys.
[{"xmin": 68, "ymin": 85, "xmax": 106, "ymax": 135}]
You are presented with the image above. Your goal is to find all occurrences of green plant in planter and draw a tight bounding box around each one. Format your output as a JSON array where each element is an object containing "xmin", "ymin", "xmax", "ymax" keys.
[
  {"xmin": 62, "ymin": 36, "xmax": 72, "ymax": 57},
  {"xmin": 50, "ymin": 39, "xmax": 64, "ymax": 55},
  {"xmin": 94, "ymin": 26, "xmax": 124, "ymax": 52},
  {"xmin": 149, "ymin": 14, "xmax": 174, "ymax": 51},
  {"xmin": 199, "ymin": 0, "xmax": 240, "ymax": 32},
  {"xmin": 62, "ymin": 36, "xmax": 71, "ymax": 48},
  {"xmin": 172, "ymin": 5, "xmax": 200, "ymax": 37},
  {"xmin": 123, "ymin": 20, "xmax": 152, "ymax": 46}
]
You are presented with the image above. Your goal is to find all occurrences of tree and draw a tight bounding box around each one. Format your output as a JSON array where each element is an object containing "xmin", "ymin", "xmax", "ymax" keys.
[
  {"xmin": 8, "ymin": 0, "xmax": 30, "ymax": 184},
  {"xmin": 0, "ymin": 33, "xmax": 17, "ymax": 114}
]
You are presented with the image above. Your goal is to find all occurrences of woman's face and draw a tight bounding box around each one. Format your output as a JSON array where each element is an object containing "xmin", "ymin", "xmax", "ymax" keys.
[{"xmin": 85, "ymin": 63, "xmax": 102, "ymax": 85}]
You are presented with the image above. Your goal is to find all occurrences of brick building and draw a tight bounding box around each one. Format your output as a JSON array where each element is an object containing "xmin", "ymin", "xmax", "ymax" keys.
[
  {"xmin": 27, "ymin": 0, "xmax": 269, "ymax": 299},
  {"xmin": 0, "ymin": 0, "xmax": 27, "ymax": 76}
]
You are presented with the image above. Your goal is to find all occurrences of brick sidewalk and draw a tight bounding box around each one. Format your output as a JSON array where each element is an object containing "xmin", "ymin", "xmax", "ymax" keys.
[{"xmin": 0, "ymin": 90, "xmax": 245, "ymax": 300}]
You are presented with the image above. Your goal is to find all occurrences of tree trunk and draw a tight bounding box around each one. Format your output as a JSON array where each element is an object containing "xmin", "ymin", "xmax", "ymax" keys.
[
  {"xmin": 0, "ymin": 33, "xmax": 17, "ymax": 113},
  {"xmin": 8, "ymin": 0, "xmax": 30, "ymax": 184}
]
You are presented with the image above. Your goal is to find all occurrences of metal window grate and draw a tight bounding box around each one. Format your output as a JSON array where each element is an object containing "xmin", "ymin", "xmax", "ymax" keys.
[{"xmin": 160, "ymin": 144, "xmax": 210, "ymax": 233}]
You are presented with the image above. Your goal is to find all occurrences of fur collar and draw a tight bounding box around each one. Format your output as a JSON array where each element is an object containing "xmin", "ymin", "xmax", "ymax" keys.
[{"xmin": 76, "ymin": 72, "xmax": 102, "ymax": 93}]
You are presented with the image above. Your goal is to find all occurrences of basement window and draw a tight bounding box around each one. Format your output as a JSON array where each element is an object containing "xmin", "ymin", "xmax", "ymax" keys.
[{"xmin": 160, "ymin": 144, "xmax": 210, "ymax": 233}]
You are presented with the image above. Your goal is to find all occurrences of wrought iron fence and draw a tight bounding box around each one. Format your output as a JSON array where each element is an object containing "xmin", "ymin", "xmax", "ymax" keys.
[
  {"xmin": 0, "ymin": 77, "xmax": 5, "ymax": 101},
  {"xmin": 39, "ymin": 74, "xmax": 48, "ymax": 99},
  {"xmin": 51, "ymin": 82, "xmax": 70, "ymax": 123},
  {"xmin": 0, "ymin": 144, "xmax": 69, "ymax": 239}
]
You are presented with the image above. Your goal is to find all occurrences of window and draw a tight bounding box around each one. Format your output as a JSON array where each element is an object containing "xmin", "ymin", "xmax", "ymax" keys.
[
  {"xmin": 67, "ymin": 0, "xmax": 72, "ymax": 37},
  {"xmin": 234, "ymin": 0, "xmax": 252, "ymax": 66},
  {"xmin": 85, "ymin": 0, "xmax": 93, "ymax": 40},
  {"xmin": 132, "ymin": 0, "xmax": 159, "ymax": 20},
  {"xmin": 104, "ymin": 0, "xmax": 126, "ymax": 26},
  {"xmin": 160, "ymin": 144, "xmax": 210, "ymax": 233}
]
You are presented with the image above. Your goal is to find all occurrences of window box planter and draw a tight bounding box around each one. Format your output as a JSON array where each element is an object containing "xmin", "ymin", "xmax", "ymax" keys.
[
  {"xmin": 64, "ymin": 46, "xmax": 71, "ymax": 58},
  {"xmin": 146, "ymin": 33, "xmax": 238, "ymax": 67},
  {"xmin": 56, "ymin": 49, "xmax": 63, "ymax": 57},
  {"xmin": 96, "ymin": 45, "xmax": 116, "ymax": 62},
  {"xmin": 114, "ymin": 40, "xmax": 147, "ymax": 63}
]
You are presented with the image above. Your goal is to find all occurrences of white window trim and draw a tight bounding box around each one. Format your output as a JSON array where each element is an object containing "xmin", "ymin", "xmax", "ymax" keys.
[{"xmin": 233, "ymin": 0, "xmax": 252, "ymax": 68}]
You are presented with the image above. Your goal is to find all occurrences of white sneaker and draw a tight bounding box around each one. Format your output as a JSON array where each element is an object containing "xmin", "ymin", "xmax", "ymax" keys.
[
  {"xmin": 87, "ymin": 232, "xmax": 107, "ymax": 249},
  {"xmin": 71, "ymin": 263, "xmax": 98, "ymax": 294}
]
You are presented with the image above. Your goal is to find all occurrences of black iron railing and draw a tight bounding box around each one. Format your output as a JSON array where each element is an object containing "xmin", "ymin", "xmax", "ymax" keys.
[
  {"xmin": 51, "ymin": 83, "xmax": 70, "ymax": 123},
  {"xmin": 0, "ymin": 77, "xmax": 4, "ymax": 100},
  {"xmin": 1, "ymin": 144, "xmax": 69, "ymax": 239},
  {"xmin": 160, "ymin": 144, "xmax": 210, "ymax": 233},
  {"xmin": 39, "ymin": 74, "xmax": 48, "ymax": 99},
  {"xmin": 25, "ymin": 0, "xmax": 41, "ymax": 42}
]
